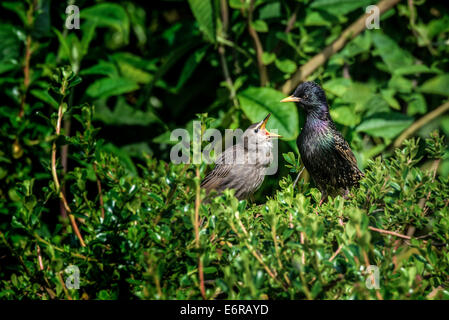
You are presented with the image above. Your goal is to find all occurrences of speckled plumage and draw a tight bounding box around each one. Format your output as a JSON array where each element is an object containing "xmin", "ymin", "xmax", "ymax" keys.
[
  {"xmin": 201, "ymin": 116, "xmax": 278, "ymax": 200},
  {"xmin": 286, "ymin": 82, "xmax": 364, "ymax": 201}
]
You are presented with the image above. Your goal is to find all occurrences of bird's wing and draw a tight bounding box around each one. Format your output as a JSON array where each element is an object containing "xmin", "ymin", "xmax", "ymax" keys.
[
  {"xmin": 200, "ymin": 145, "xmax": 243, "ymax": 191},
  {"xmin": 333, "ymin": 132, "xmax": 364, "ymax": 177}
]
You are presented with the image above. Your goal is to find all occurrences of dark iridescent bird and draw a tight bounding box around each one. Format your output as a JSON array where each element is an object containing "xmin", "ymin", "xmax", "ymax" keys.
[
  {"xmin": 281, "ymin": 81, "xmax": 364, "ymax": 204},
  {"xmin": 201, "ymin": 114, "xmax": 281, "ymax": 200}
]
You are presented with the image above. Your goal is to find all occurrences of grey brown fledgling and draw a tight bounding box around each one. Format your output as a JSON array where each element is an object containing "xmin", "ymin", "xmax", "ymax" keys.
[
  {"xmin": 280, "ymin": 81, "xmax": 364, "ymax": 204},
  {"xmin": 201, "ymin": 114, "xmax": 281, "ymax": 200}
]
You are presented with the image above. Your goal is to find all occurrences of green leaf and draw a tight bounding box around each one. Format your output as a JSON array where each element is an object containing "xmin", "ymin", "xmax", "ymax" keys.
[
  {"xmin": 323, "ymin": 78, "xmax": 352, "ymax": 97},
  {"xmin": 356, "ymin": 112, "xmax": 414, "ymax": 139},
  {"xmin": 238, "ymin": 87, "xmax": 299, "ymax": 140},
  {"xmin": 252, "ymin": 20, "xmax": 268, "ymax": 33},
  {"xmin": 94, "ymin": 97, "xmax": 160, "ymax": 126},
  {"xmin": 259, "ymin": 3, "xmax": 281, "ymax": 19},
  {"xmin": 310, "ymin": 0, "xmax": 372, "ymax": 15},
  {"xmin": 275, "ymin": 58, "xmax": 297, "ymax": 74},
  {"xmin": 388, "ymin": 75, "xmax": 413, "ymax": 93},
  {"xmin": 405, "ymin": 93, "xmax": 427, "ymax": 116},
  {"xmin": 419, "ymin": 74, "xmax": 449, "ymax": 96},
  {"xmin": 341, "ymin": 82, "xmax": 375, "ymax": 112},
  {"xmin": 30, "ymin": 89, "xmax": 58, "ymax": 109},
  {"xmin": 80, "ymin": 60, "xmax": 119, "ymax": 77},
  {"xmin": 86, "ymin": 78, "xmax": 139, "ymax": 99},
  {"xmin": 187, "ymin": 0, "xmax": 216, "ymax": 43},
  {"xmin": 82, "ymin": 3, "xmax": 130, "ymax": 46},
  {"xmin": 330, "ymin": 106, "xmax": 360, "ymax": 127},
  {"xmin": 304, "ymin": 10, "xmax": 333, "ymax": 27},
  {"xmin": 0, "ymin": 23, "xmax": 22, "ymax": 63},
  {"xmin": 393, "ymin": 64, "xmax": 439, "ymax": 76},
  {"xmin": 380, "ymin": 89, "xmax": 400, "ymax": 110},
  {"xmin": 262, "ymin": 52, "xmax": 276, "ymax": 65},
  {"xmin": 372, "ymin": 32, "xmax": 414, "ymax": 71}
]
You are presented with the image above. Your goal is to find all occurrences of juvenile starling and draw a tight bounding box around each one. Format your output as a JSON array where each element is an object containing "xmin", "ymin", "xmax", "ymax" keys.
[
  {"xmin": 201, "ymin": 114, "xmax": 281, "ymax": 200},
  {"xmin": 281, "ymin": 81, "xmax": 364, "ymax": 203}
]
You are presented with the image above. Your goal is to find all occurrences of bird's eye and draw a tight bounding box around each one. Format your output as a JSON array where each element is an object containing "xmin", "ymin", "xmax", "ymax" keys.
[{"xmin": 254, "ymin": 128, "xmax": 259, "ymax": 133}]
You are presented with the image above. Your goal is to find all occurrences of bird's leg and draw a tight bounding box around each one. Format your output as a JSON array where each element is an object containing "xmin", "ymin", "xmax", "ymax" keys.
[{"xmin": 292, "ymin": 166, "xmax": 305, "ymax": 190}]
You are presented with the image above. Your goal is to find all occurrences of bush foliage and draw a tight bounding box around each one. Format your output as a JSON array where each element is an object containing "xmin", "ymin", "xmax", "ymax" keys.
[{"xmin": 1, "ymin": 0, "xmax": 449, "ymax": 299}]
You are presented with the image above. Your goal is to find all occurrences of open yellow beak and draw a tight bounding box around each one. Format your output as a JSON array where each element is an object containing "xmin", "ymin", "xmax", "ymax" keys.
[
  {"xmin": 280, "ymin": 95, "xmax": 301, "ymax": 103},
  {"xmin": 260, "ymin": 113, "xmax": 282, "ymax": 138}
]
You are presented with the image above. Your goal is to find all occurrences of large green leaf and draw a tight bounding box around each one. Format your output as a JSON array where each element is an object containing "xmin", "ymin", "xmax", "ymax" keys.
[
  {"xmin": 419, "ymin": 74, "xmax": 449, "ymax": 96},
  {"xmin": 187, "ymin": 0, "xmax": 216, "ymax": 43},
  {"xmin": 372, "ymin": 32, "xmax": 414, "ymax": 71},
  {"xmin": 86, "ymin": 78, "xmax": 139, "ymax": 99},
  {"xmin": 356, "ymin": 112, "xmax": 414, "ymax": 139},
  {"xmin": 238, "ymin": 87, "xmax": 299, "ymax": 140}
]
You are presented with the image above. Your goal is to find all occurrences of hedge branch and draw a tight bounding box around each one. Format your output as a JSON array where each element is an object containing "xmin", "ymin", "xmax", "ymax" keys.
[
  {"xmin": 368, "ymin": 226, "xmax": 412, "ymax": 240},
  {"xmin": 394, "ymin": 100, "xmax": 449, "ymax": 147},
  {"xmin": 194, "ymin": 166, "xmax": 206, "ymax": 299},
  {"xmin": 281, "ymin": 0, "xmax": 401, "ymax": 94},
  {"xmin": 51, "ymin": 82, "xmax": 86, "ymax": 247}
]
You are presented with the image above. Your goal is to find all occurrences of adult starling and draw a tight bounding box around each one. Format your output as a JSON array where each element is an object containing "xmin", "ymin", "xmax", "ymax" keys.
[
  {"xmin": 281, "ymin": 81, "xmax": 364, "ymax": 203},
  {"xmin": 201, "ymin": 114, "xmax": 281, "ymax": 200}
]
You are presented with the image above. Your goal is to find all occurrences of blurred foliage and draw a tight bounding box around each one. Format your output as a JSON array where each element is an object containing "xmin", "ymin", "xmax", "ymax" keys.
[{"xmin": 1, "ymin": 0, "xmax": 449, "ymax": 299}]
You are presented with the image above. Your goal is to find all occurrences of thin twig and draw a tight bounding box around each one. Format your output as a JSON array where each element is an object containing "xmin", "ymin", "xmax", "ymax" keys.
[
  {"xmin": 329, "ymin": 245, "xmax": 343, "ymax": 262},
  {"xmin": 281, "ymin": 0, "xmax": 401, "ymax": 94},
  {"xmin": 93, "ymin": 162, "xmax": 105, "ymax": 219},
  {"xmin": 19, "ymin": 0, "xmax": 37, "ymax": 118},
  {"xmin": 248, "ymin": 0, "xmax": 268, "ymax": 86},
  {"xmin": 368, "ymin": 226, "xmax": 412, "ymax": 240},
  {"xmin": 293, "ymin": 166, "xmax": 305, "ymax": 190},
  {"xmin": 33, "ymin": 233, "xmax": 96, "ymax": 261},
  {"xmin": 57, "ymin": 271, "xmax": 72, "ymax": 300},
  {"xmin": 218, "ymin": 0, "xmax": 238, "ymax": 106},
  {"xmin": 394, "ymin": 100, "xmax": 449, "ymax": 147},
  {"xmin": 36, "ymin": 244, "xmax": 44, "ymax": 271}
]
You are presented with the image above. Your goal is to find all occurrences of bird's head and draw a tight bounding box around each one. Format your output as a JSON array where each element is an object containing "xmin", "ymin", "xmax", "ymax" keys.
[
  {"xmin": 242, "ymin": 113, "xmax": 281, "ymax": 150},
  {"xmin": 280, "ymin": 81, "xmax": 328, "ymax": 114}
]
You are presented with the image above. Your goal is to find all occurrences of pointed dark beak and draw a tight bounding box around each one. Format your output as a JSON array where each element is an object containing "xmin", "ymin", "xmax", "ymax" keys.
[
  {"xmin": 260, "ymin": 113, "xmax": 271, "ymax": 130},
  {"xmin": 259, "ymin": 113, "xmax": 281, "ymax": 138},
  {"xmin": 280, "ymin": 95, "xmax": 301, "ymax": 103}
]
